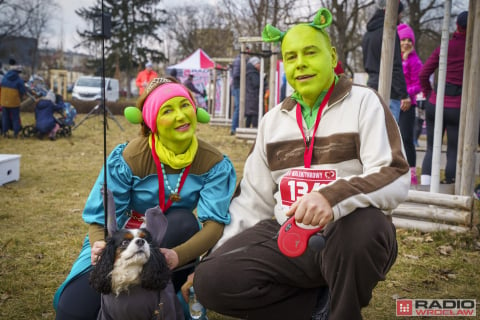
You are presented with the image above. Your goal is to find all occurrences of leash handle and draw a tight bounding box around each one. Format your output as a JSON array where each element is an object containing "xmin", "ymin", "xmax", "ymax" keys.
[{"xmin": 277, "ymin": 216, "xmax": 323, "ymax": 257}]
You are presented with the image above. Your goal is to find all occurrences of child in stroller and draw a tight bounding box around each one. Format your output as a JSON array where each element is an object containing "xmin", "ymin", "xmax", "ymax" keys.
[{"xmin": 22, "ymin": 91, "xmax": 77, "ymax": 139}]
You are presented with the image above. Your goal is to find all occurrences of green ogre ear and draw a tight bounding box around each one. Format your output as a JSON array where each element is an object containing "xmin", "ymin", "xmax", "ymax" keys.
[
  {"xmin": 196, "ymin": 108, "xmax": 210, "ymax": 123},
  {"xmin": 261, "ymin": 8, "xmax": 332, "ymax": 44},
  {"xmin": 124, "ymin": 106, "xmax": 143, "ymax": 124},
  {"xmin": 262, "ymin": 24, "xmax": 285, "ymax": 43},
  {"xmin": 310, "ymin": 8, "xmax": 333, "ymax": 30}
]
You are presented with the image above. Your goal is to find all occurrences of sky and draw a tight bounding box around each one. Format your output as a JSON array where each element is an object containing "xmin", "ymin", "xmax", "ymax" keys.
[
  {"xmin": 55, "ymin": 0, "xmax": 94, "ymax": 51},
  {"xmin": 54, "ymin": 0, "xmax": 208, "ymax": 51},
  {"xmin": 54, "ymin": 0, "xmax": 469, "ymax": 52}
]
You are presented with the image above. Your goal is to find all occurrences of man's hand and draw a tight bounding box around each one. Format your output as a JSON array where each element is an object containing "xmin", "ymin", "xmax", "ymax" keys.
[
  {"xmin": 285, "ymin": 192, "xmax": 333, "ymax": 227},
  {"xmin": 91, "ymin": 240, "xmax": 106, "ymax": 265}
]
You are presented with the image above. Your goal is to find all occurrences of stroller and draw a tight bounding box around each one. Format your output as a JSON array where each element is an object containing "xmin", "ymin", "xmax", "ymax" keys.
[{"xmin": 22, "ymin": 94, "xmax": 77, "ymax": 138}]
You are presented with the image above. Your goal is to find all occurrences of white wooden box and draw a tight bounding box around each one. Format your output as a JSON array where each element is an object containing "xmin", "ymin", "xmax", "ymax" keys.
[{"xmin": 0, "ymin": 154, "xmax": 21, "ymax": 186}]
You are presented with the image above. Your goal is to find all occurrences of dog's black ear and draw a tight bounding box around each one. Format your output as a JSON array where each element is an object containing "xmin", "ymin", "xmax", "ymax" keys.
[
  {"xmin": 145, "ymin": 206, "xmax": 168, "ymax": 246},
  {"xmin": 89, "ymin": 239, "xmax": 115, "ymax": 294},
  {"xmin": 141, "ymin": 246, "xmax": 171, "ymax": 291},
  {"xmin": 101, "ymin": 187, "xmax": 117, "ymax": 238}
]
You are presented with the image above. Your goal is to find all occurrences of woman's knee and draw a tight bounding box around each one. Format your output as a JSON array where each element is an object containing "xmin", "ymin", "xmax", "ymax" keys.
[{"xmin": 56, "ymin": 272, "xmax": 100, "ymax": 320}]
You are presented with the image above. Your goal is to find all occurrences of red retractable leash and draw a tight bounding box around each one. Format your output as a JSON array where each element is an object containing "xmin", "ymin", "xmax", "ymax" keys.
[
  {"xmin": 277, "ymin": 82, "xmax": 334, "ymax": 257},
  {"xmin": 277, "ymin": 217, "xmax": 324, "ymax": 257}
]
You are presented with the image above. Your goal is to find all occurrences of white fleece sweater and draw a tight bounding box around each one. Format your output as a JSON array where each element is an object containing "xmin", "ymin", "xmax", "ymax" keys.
[{"xmin": 217, "ymin": 75, "xmax": 410, "ymax": 248}]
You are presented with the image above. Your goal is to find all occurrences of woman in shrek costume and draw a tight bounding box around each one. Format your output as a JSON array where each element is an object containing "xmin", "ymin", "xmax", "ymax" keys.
[
  {"xmin": 193, "ymin": 8, "xmax": 409, "ymax": 320},
  {"xmin": 54, "ymin": 77, "xmax": 236, "ymax": 320}
]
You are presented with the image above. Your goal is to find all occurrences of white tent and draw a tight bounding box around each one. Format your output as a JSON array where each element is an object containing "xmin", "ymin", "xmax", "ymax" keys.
[
  {"xmin": 168, "ymin": 48, "xmax": 216, "ymax": 70},
  {"xmin": 167, "ymin": 49, "xmax": 226, "ymax": 114}
]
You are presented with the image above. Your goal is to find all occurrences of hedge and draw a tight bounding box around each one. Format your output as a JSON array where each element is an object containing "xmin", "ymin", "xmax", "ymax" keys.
[{"xmin": 21, "ymin": 97, "xmax": 136, "ymax": 115}]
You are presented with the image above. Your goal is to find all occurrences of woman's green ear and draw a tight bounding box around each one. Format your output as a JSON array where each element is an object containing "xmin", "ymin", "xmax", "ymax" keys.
[
  {"xmin": 124, "ymin": 106, "xmax": 143, "ymax": 124},
  {"xmin": 196, "ymin": 108, "xmax": 210, "ymax": 123}
]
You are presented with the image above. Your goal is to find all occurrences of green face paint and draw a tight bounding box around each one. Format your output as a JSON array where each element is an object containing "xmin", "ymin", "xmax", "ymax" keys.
[
  {"xmin": 281, "ymin": 25, "xmax": 337, "ymax": 106},
  {"xmin": 156, "ymin": 96, "xmax": 197, "ymax": 153}
]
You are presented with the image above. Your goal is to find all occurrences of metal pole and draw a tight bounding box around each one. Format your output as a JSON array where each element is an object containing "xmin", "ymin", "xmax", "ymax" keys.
[{"xmin": 101, "ymin": 0, "xmax": 108, "ymax": 239}]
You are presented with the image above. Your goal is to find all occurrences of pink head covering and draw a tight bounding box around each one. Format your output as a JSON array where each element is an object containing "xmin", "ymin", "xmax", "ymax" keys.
[
  {"xmin": 142, "ymin": 82, "xmax": 196, "ymax": 133},
  {"xmin": 397, "ymin": 23, "xmax": 415, "ymax": 46}
]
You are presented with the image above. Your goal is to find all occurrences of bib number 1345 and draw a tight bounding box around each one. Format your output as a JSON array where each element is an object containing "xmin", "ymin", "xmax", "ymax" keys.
[{"xmin": 279, "ymin": 169, "xmax": 336, "ymax": 207}]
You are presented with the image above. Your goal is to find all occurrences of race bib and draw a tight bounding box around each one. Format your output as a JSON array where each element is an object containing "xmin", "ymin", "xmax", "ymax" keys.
[{"xmin": 279, "ymin": 168, "xmax": 337, "ymax": 207}]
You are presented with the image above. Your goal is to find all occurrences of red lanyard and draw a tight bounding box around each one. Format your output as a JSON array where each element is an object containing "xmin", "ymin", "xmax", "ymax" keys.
[
  {"xmin": 151, "ymin": 135, "xmax": 190, "ymax": 212},
  {"xmin": 295, "ymin": 82, "xmax": 335, "ymax": 168}
]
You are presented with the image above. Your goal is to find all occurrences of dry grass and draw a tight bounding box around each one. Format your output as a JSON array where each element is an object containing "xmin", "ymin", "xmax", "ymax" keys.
[{"xmin": 0, "ymin": 112, "xmax": 479, "ymax": 319}]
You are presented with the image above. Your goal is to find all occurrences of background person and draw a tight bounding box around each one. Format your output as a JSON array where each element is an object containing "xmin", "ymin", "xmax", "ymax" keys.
[
  {"xmin": 419, "ymin": 11, "xmax": 468, "ymax": 185},
  {"xmin": 135, "ymin": 61, "xmax": 158, "ymax": 95},
  {"xmin": 54, "ymin": 77, "xmax": 236, "ymax": 319},
  {"xmin": 34, "ymin": 90, "xmax": 64, "ymax": 140},
  {"xmin": 362, "ymin": 0, "xmax": 411, "ymax": 122},
  {"xmin": 230, "ymin": 47, "xmax": 250, "ymax": 135},
  {"xmin": 398, "ymin": 23, "xmax": 423, "ymax": 186},
  {"xmin": 244, "ymin": 56, "xmax": 262, "ymax": 128},
  {"xmin": 193, "ymin": 8, "xmax": 410, "ymax": 320},
  {"xmin": 183, "ymin": 74, "xmax": 207, "ymax": 106},
  {"xmin": 0, "ymin": 59, "xmax": 26, "ymax": 138}
]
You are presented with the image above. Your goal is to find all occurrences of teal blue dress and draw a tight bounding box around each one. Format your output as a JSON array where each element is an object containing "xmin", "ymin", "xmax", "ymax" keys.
[{"xmin": 53, "ymin": 138, "xmax": 236, "ymax": 309}]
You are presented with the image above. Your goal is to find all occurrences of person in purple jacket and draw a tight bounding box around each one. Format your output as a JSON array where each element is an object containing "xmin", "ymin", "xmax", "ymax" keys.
[
  {"xmin": 398, "ymin": 23, "xmax": 423, "ymax": 186},
  {"xmin": 419, "ymin": 11, "xmax": 468, "ymax": 185},
  {"xmin": 35, "ymin": 90, "xmax": 64, "ymax": 140}
]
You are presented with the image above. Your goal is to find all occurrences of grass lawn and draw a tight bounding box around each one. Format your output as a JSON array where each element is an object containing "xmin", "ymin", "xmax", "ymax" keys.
[{"xmin": 0, "ymin": 112, "xmax": 479, "ymax": 319}]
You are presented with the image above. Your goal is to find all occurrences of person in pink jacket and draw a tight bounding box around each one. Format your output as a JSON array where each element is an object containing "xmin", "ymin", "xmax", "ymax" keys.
[
  {"xmin": 419, "ymin": 11, "xmax": 467, "ymax": 185},
  {"xmin": 397, "ymin": 23, "xmax": 423, "ymax": 185}
]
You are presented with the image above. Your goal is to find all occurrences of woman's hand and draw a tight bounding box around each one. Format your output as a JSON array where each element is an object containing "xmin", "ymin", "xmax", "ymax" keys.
[
  {"xmin": 285, "ymin": 192, "xmax": 333, "ymax": 227},
  {"xmin": 400, "ymin": 97, "xmax": 411, "ymax": 111},
  {"xmin": 91, "ymin": 240, "xmax": 106, "ymax": 265},
  {"xmin": 402, "ymin": 46, "xmax": 413, "ymax": 60},
  {"xmin": 160, "ymin": 248, "xmax": 179, "ymax": 270},
  {"xmin": 181, "ymin": 273, "xmax": 195, "ymax": 302}
]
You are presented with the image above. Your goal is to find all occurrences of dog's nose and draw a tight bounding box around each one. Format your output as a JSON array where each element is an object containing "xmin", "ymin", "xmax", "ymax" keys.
[{"xmin": 135, "ymin": 238, "xmax": 145, "ymax": 246}]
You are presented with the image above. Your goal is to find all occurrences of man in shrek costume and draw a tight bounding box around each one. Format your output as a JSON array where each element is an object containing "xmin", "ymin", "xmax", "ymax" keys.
[
  {"xmin": 54, "ymin": 77, "xmax": 236, "ymax": 319},
  {"xmin": 194, "ymin": 9, "xmax": 409, "ymax": 320}
]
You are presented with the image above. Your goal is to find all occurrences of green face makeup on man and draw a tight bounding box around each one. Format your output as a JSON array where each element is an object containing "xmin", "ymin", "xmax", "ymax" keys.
[{"xmin": 281, "ymin": 25, "xmax": 338, "ymax": 107}]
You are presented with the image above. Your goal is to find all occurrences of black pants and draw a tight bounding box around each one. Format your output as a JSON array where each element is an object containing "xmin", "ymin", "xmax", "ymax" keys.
[
  {"xmin": 399, "ymin": 104, "xmax": 417, "ymax": 167},
  {"xmin": 194, "ymin": 207, "xmax": 397, "ymax": 320},
  {"xmin": 245, "ymin": 114, "xmax": 258, "ymax": 128},
  {"xmin": 55, "ymin": 209, "xmax": 199, "ymax": 320},
  {"xmin": 421, "ymin": 101, "xmax": 460, "ymax": 182}
]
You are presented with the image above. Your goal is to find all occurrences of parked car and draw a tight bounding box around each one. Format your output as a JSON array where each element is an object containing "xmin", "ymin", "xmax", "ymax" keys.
[{"xmin": 72, "ymin": 76, "xmax": 119, "ymax": 102}]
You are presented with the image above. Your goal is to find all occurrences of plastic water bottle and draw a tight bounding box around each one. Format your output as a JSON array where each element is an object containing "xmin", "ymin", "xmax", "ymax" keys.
[{"xmin": 188, "ymin": 287, "xmax": 206, "ymax": 320}]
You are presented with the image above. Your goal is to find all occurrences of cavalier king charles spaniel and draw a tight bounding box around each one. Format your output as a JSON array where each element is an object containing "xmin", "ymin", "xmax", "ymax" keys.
[{"xmin": 89, "ymin": 189, "xmax": 184, "ymax": 319}]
